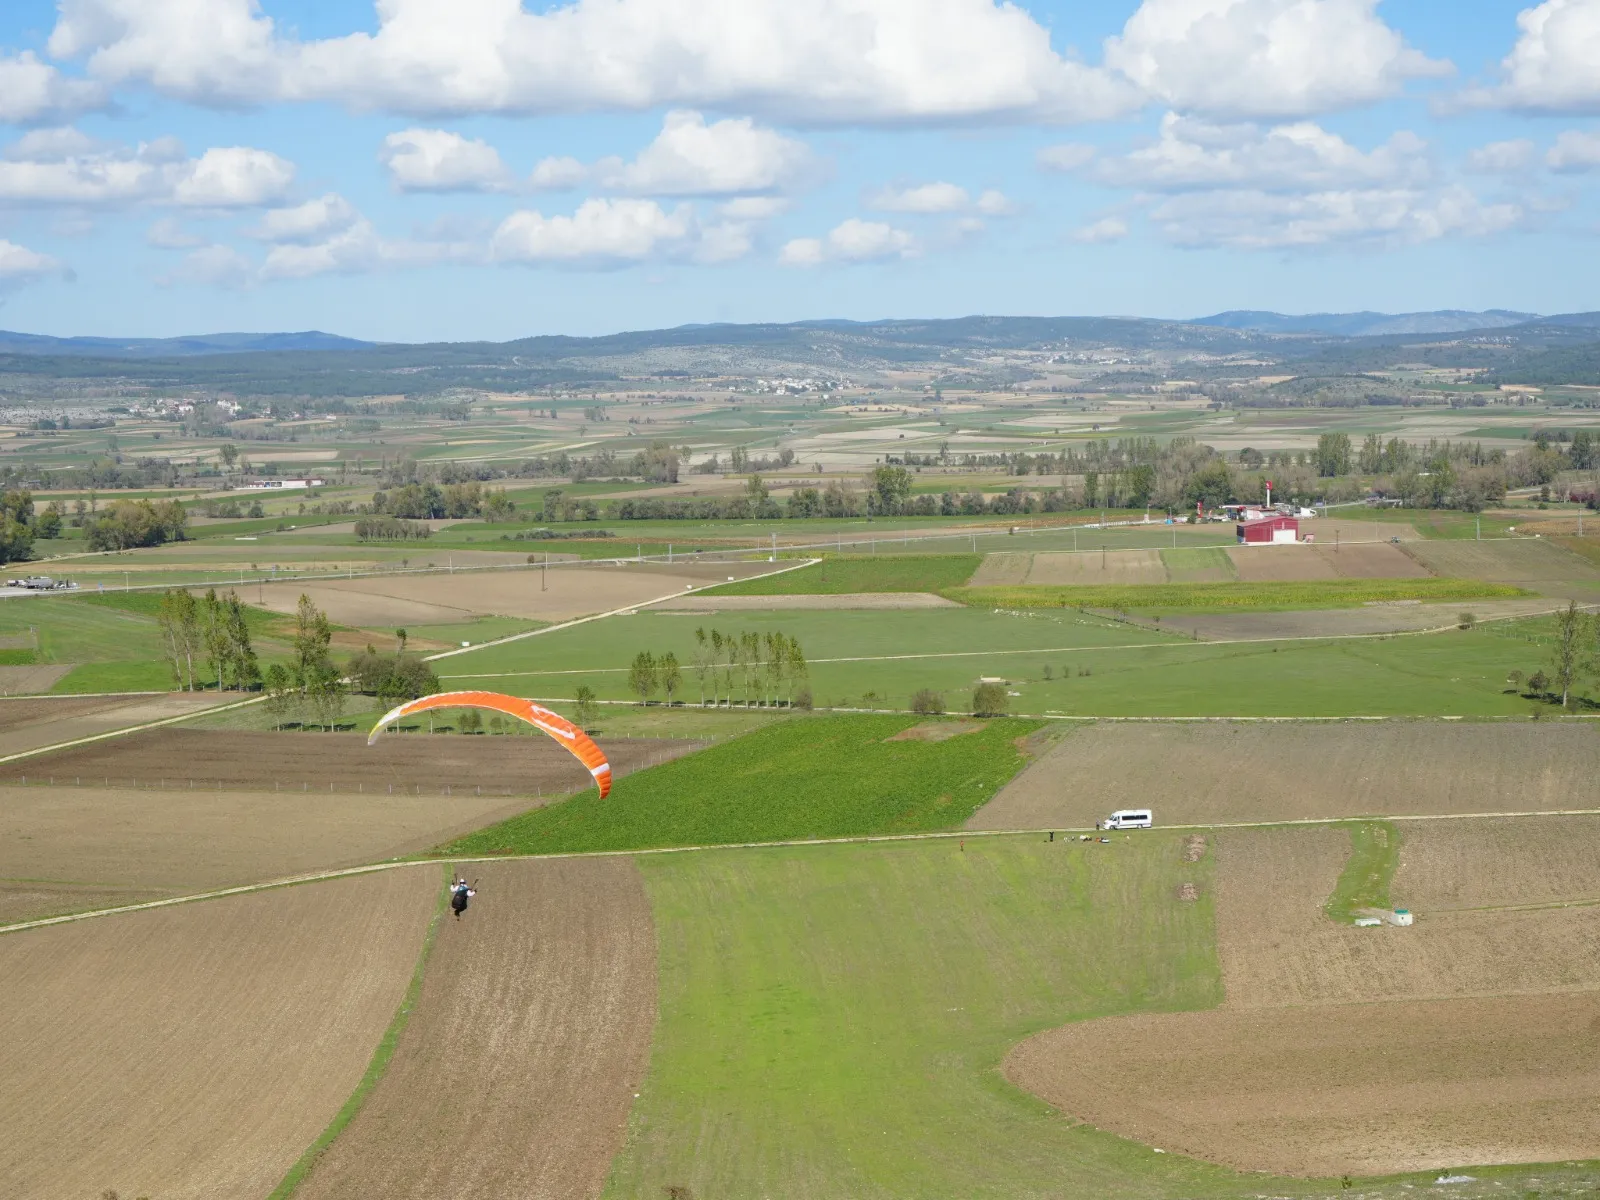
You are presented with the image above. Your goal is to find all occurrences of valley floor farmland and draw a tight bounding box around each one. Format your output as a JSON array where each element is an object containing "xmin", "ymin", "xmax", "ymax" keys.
[
  {"xmin": 971, "ymin": 719, "xmax": 1600, "ymax": 830},
  {"xmin": 296, "ymin": 858, "xmax": 655, "ymax": 1200},
  {"xmin": 0, "ymin": 868, "xmax": 436, "ymax": 1200}
]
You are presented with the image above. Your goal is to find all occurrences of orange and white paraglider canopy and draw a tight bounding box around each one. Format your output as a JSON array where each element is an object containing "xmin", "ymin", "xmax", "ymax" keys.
[{"xmin": 368, "ymin": 690, "xmax": 612, "ymax": 798}]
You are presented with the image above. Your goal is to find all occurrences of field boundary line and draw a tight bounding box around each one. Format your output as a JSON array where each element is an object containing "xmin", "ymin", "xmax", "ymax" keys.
[
  {"xmin": 0, "ymin": 693, "xmax": 267, "ymax": 767},
  {"xmin": 16, "ymin": 805, "xmax": 1600, "ymax": 936},
  {"xmin": 420, "ymin": 557, "xmax": 819, "ymax": 662}
]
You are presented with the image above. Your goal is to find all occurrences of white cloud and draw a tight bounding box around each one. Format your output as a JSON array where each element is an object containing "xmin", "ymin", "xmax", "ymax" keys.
[
  {"xmin": 868, "ymin": 182, "xmax": 1015, "ymax": 215},
  {"xmin": 1037, "ymin": 143, "xmax": 1098, "ymax": 172},
  {"xmin": 529, "ymin": 156, "xmax": 587, "ymax": 190},
  {"xmin": 1466, "ymin": 138, "xmax": 1537, "ymax": 174},
  {"xmin": 1481, "ymin": 0, "xmax": 1600, "ymax": 113},
  {"xmin": 1071, "ymin": 216, "xmax": 1129, "ymax": 243},
  {"xmin": 0, "ymin": 238, "xmax": 66, "ymax": 286},
  {"xmin": 1105, "ymin": 0, "xmax": 1449, "ymax": 118},
  {"xmin": 1067, "ymin": 113, "xmax": 1431, "ymax": 191},
  {"xmin": 592, "ymin": 111, "xmax": 815, "ymax": 195},
  {"xmin": 1147, "ymin": 185, "xmax": 1523, "ymax": 249},
  {"xmin": 0, "ymin": 133, "xmax": 294, "ymax": 209},
  {"xmin": 491, "ymin": 198, "xmax": 701, "ymax": 266},
  {"xmin": 0, "ymin": 51, "xmax": 106, "ymax": 124},
  {"xmin": 1547, "ymin": 130, "xmax": 1600, "ymax": 171},
  {"xmin": 779, "ymin": 217, "xmax": 917, "ymax": 266},
  {"xmin": 719, "ymin": 196, "xmax": 790, "ymax": 220},
  {"xmin": 47, "ymin": 0, "xmax": 1135, "ymax": 124},
  {"xmin": 145, "ymin": 216, "xmax": 204, "ymax": 248},
  {"xmin": 380, "ymin": 128, "xmax": 510, "ymax": 192},
  {"xmin": 247, "ymin": 194, "xmax": 361, "ymax": 244},
  {"xmin": 160, "ymin": 243, "xmax": 255, "ymax": 289}
]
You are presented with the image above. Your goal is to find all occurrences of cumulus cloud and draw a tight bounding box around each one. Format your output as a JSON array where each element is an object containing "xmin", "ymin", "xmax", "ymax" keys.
[
  {"xmin": 0, "ymin": 52, "xmax": 106, "ymax": 124},
  {"xmin": 528, "ymin": 156, "xmax": 587, "ymax": 190},
  {"xmin": 145, "ymin": 216, "xmax": 204, "ymax": 248},
  {"xmin": 46, "ymin": 0, "xmax": 1135, "ymax": 124},
  {"xmin": 1479, "ymin": 0, "xmax": 1600, "ymax": 113},
  {"xmin": 1059, "ymin": 112, "xmax": 1431, "ymax": 191},
  {"xmin": 1104, "ymin": 0, "xmax": 1449, "ymax": 118},
  {"xmin": 1071, "ymin": 215, "xmax": 1129, "ymax": 243},
  {"xmin": 0, "ymin": 132, "xmax": 294, "ymax": 208},
  {"xmin": 1147, "ymin": 185, "xmax": 1523, "ymax": 249},
  {"xmin": 718, "ymin": 196, "xmax": 790, "ymax": 220},
  {"xmin": 1466, "ymin": 138, "xmax": 1537, "ymax": 174},
  {"xmin": 590, "ymin": 111, "xmax": 815, "ymax": 195},
  {"xmin": 0, "ymin": 238, "xmax": 67, "ymax": 287},
  {"xmin": 1037, "ymin": 143, "xmax": 1098, "ymax": 172},
  {"xmin": 247, "ymin": 194, "xmax": 361, "ymax": 243},
  {"xmin": 1547, "ymin": 130, "xmax": 1600, "ymax": 171},
  {"xmin": 867, "ymin": 182, "xmax": 1014, "ymax": 215},
  {"xmin": 491, "ymin": 197, "xmax": 707, "ymax": 266},
  {"xmin": 779, "ymin": 218, "xmax": 917, "ymax": 266},
  {"xmin": 161, "ymin": 243, "xmax": 255, "ymax": 288},
  {"xmin": 379, "ymin": 128, "xmax": 511, "ymax": 192}
]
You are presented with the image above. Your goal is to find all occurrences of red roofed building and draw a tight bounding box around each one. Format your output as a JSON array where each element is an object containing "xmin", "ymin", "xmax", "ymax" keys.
[{"xmin": 1237, "ymin": 515, "xmax": 1300, "ymax": 544}]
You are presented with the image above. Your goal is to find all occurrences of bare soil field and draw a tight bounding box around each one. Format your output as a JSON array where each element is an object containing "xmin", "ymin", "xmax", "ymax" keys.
[
  {"xmin": 1005, "ymin": 991, "xmax": 1600, "ymax": 1177},
  {"xmin": 1318, "ymin": 540, "xmax": 1432, "ymax": 578},
  {"xmin": 1406, "ymin": 538, "xmax": 1600, "ymax": 585},
  {"xmin": 1302, "ymin": 519, "xmax": 1419, "ymax": 543},
  {"xmin": 1395, "ymin": 815, "xmax": 1600, "ymax": 911},
  {"xmin": 1143, "ymin": 597, "xmax": 1559, "ymax": 641},
  {"xmin": 252, "ymin": 561, "xmax": 775, "ymax": 626},
  {"xmin": 1213, "ymin": 824, "xmax": 1600, "ymax": 1008},
  {"xmin": 969, "ymin": 552, "xmax": 1031, "ymax": 586},
  {"xmin": 297, "ymin": 858, "xmax": 655, "ymax": 1200},
  {"xmin": 15, "ymin": 726, "xmax": 698, "ymax": 794},
  {"xmin": 969, "ymin": 720, "xmax": 1600, "ymax": 830},
  {"xmin": 0, "ymin": 867, "xmax": 436, "ymax": 1200},
  {"xmin": 0, "ymin": 663, "xmax": 70, "ymax": 694},
  {"xmin": 0, "ymin": 690, "xmax": 238, "ymax": 760},
  {"xmin": 1226, "ymin": 544, "xmax": 1339, "ymax": 581},
  {"xmin": 1026, "ymin": 549, "xmax": 1166, "ymax": 585},
  {"xmin": 654, "ymin": 591, "xmax": 959, "ymax": 611}
]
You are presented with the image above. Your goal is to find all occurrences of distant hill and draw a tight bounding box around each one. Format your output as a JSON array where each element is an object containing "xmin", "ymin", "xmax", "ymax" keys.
[
  {"xmin": 0, "ymin": 330, "xmax": 373, "ymax": 358},
  {"xmin": 1192, "ymin": 310, "xmax": 1540, "ymax": 337}
]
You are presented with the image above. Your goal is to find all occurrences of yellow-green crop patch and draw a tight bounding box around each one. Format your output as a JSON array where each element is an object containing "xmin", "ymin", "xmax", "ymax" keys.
[{"xmin": 949, "ymin": 578, "xmax": 1527, "ymax": 612}]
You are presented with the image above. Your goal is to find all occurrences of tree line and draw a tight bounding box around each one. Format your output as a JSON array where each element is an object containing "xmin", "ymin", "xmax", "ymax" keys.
[{"xmin": 156, "ymin": 588, "xmax": 260, "ymax": 691}]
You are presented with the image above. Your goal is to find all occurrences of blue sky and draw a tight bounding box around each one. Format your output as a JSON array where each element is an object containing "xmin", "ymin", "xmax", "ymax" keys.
[{"xmin": 0, "ymin": 0, "xmax": 1597, "ymax": 341}]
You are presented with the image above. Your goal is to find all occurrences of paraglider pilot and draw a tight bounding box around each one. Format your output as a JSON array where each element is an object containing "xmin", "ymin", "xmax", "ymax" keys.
[{"xmin": 449, "ymin": 877, "xmax": 476, "ymax": 920}]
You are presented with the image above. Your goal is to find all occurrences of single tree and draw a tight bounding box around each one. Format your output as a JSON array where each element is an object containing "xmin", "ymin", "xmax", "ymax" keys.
[
  {"xmin": 972, "ymin": 682, "xmax": 1009, "ymax": 717},
  {"xmin": 573, "ymin": 684, "xmax": 601, "ymax": 730},
  {"xmin": 692, "ymin": 627, "xmax": 713, "ymax": 705},
  {"xmin": 396, "ymin": 627, "xmax": 408, "ymax": 653},
  {"xmin": 263, "ymin": 662, "xmax": 294, "ymax": 729},
  {"xmin": 911, "ymin": 688, "xmax": 946, "ymax": 715},
  {"xmin": 659, "ymin": 651, "xmax": 682, "ymax": 705},
  {"xmin": 224, "ymin": 592, "xmax": 259, "ymax": 690},
  {"xmin": 1550, "ymin": 600, "xmax": 1586, "ymax": 708},
  {"xmin": 199, "ymin": 588, "xmax": 230, "ymax": 689},
  {"xmin": 628, "ymin": 650, "xmax": 658, "ymax": 705},
  {"xmin": 457, "ymin": 708, "xmax": 482, "ymax": 734},
  {"xmin": 292, "ymin": 593, "xmax": 334, "ymax": 690},
  {"xmin": 308, "ymin": 662, "xmax": 346, "ymax": 731}
]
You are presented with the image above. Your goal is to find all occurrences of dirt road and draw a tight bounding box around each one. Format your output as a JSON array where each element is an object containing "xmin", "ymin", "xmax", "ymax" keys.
[
  {"xmin": 0, "ymin": 867, "xmax": 436, "ymax": 1200},
  {"xmin": 297, "ymin": 857, "xmax": 656, "ymax": 1200}
]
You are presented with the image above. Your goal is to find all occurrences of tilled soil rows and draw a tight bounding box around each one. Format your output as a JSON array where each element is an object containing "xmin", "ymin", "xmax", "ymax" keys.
[
  {"xmin": 1406, "ymin": 538, "xmax": 1600, "ymax": 585},
  {"xmin": 1025, "ymin": 549, "xmax": 1167, "ymax": 585},
  {"xmin": 296, "ymin": 858, "xmax": 656, "ymax": 1200},
  {"xmin": 0, "ymin": 867, "xmax": 436, "ymax": 1200},
  {"xmin": 969, "ymin": 719, "xmax": 1600, "ymax": 830},
  {"xmin": 0, "ymin": 691, "xmax": 234, "ymax": 759},
  {"xmin": 11, "ymin": 727, "xmax": 701, "ymax": 795},
  {"xmin": 1005, "ymin": 991, "xmax": 1600, "ymax": 1177}
]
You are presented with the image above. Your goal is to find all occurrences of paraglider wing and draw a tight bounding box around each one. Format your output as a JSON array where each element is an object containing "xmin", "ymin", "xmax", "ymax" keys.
[{"xmin": 367, "ymin": 690, "xmax": 612, "ymax": 798}]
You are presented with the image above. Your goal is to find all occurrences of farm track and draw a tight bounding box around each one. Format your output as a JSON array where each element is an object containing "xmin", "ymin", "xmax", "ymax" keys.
[
  {"xmin": 0, "ymin": 868, "xmax": 436, "ymax": 1200},
  {"xmin": 295, "ymin": 858, "xmax": 655, "ymax": 1200}
]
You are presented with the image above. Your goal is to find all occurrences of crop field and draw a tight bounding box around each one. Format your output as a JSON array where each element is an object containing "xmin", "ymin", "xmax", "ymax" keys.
[
  {"xmin": 971, "ymin": 720, "xmax": 1600, "ymax": 830},
  {"xmin": 1160, "ymin": 546, "xmax": 1234, "ymax": 583},
  {"xmin": 1026, "ymin": 548, "xmax": 1168, "ymax": 584},
  {"xmin": 16, "ymin": 727, "xmax": 699, "ymax": 796},
  {"xmin": 657, "ymin": 591, "xmax": 960, "ymax": 611},
  {"xmin": 953, "ymin": 576, "xmax": 1524, "ymax": 611},
  {"xmin": 968, "ymin": 550, "xmax": 1031, "ymax": 584},
  {"xmin": 1405, "ymin": 537, "xmax": 1600, "ymax": 586},
  {"xmin": 440, "ymin": 714, "xmax": 1043, "ymax": 856},
  {"xmin": 702, "ymin": 554, "xmax": 980, "ymax": 594},
  {"xmin": 1136, "ymin": 596, "xmax": 1560, "ymax": 641},
  {"xmin": 0, "ymin": 692, "xmax": 235, "ymax": 757},
  {"xmin": 0, "ymin": 869, "xmax": 435, "ymax": 1200},
  {"xmin": 296, "ymin": 858, "xmax": 655, "ymax": 1200},
  {"xmin": 608, "ymin": 835, "xmax": 1236, "ymax": 1199},
  {"xmin": 1395, "ymin": 814, "xmax": 1600, "ymax": 911},
  {"xmin": 1005, "ymin": 821, "xmax": 1600, "ymax": 1179}
]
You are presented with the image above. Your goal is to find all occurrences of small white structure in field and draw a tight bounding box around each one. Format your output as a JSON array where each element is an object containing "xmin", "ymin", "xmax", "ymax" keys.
[
  {"xmin": 1388, "ymin": 909, "xmax": 1414, "ymax": 926},
  {"xmin": 1354, "ymin": 917, "xmax": 1383, "ymax": 927}
]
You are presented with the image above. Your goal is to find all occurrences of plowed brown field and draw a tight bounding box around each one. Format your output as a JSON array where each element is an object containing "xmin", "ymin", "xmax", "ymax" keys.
[
  {"xmin": 969, "ymin": 720, "xmax": 1600, "ymax": 830},
  {"xmin": 1406, "ymin": 538, "xmax": 1600, "ymax": 585},
  {"xmin": 0, "ymin": 691, "xmax": 235, "ymax": 759},
  {"xmin": 1227, "ymin": 544, "xmax": 1338, "ymax": 580},
  {"xmin": 297, "ymin": 858, "xmax": 656, "ymax": 1200},
  {"xmin": 14, "ymin": 726, "xmax": 699, "ymax": 794},
  {"xmin": 1005, "ymin": 992, "xmax": 1600, "ymax": 1177},
  {"xmin": 0, "ymin": 867, "xmax": 436, "ymax": 1200},
  {"xmin": 252, "ymin": 561, "xmax": 774, "ymax": 626},
  {"xmin": 969, "ymin": 552, "xmax": 1030, "ymax": 586},
  {"xmin": 1025, "ymin": 549, "xmax": 1167, "ymax": 584}
]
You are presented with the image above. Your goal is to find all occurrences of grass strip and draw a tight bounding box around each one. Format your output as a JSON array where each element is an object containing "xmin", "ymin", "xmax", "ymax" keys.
[
  {"xmin": 267, "ymin": 865, "xmax": 449, "ymax": 1200},
  {"xmin": 949, "ymin": 577, "xmax": 1526, "ymax": 612},
  {"xmin": 1323, "ymin": 820, "xmax": 1402, "ymax": 924},
  {"xmin": 702, "ymin": 554, "xmax": 981, "ymax": 595},
  {"xmin": 439, "ymin": 713, "xmax": 1043, "ymax": 856}
]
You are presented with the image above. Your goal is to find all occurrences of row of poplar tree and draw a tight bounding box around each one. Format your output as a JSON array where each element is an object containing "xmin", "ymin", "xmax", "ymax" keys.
[
  {"xmin": 624, "ymin": 628, "xmax": 810, "ymax": 708},
  {"xmin": 156, "ymin": 588, "xmax": 260, "ymax": 691}
]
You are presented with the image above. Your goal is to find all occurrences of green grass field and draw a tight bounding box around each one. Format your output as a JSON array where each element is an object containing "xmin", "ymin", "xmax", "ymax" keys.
[
  {"xmin": 1323, "ymin": 821, "xmax": 1402, "ymax": 925},
  {"xmin": 438, "ymin": 714, "xmax": 1043, "ymax": 855},
  {"xmin": 952, "ymin": 578, "xmax": 1526, "ymax": 612},
  {"xmin": 607, "ymin": 835, "xmax": 1250, "ymax": 1198},
  {"xmin": 703, "ymin": 554, "xmax": 981, "ymax": 594}
]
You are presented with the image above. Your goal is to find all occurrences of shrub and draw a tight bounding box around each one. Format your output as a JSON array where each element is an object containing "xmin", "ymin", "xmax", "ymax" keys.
[
  {"xmin": 793, "ymin": 686, "xmax": 814, "ymax": 710},
  {"xmin": 1528, "ymin": 669, "xmax": 1550, "ymax": 695},
  {"xmin": 910, "ymin": 688, "xmax": 946, "ymax": 715},
  {"xmin": 1458, "ymin": 610, "xmax": 1477, "ymax": 630},
  {"xmin": 972, "ymin": 682, "xmax": 1009, "ymax": 717}
]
